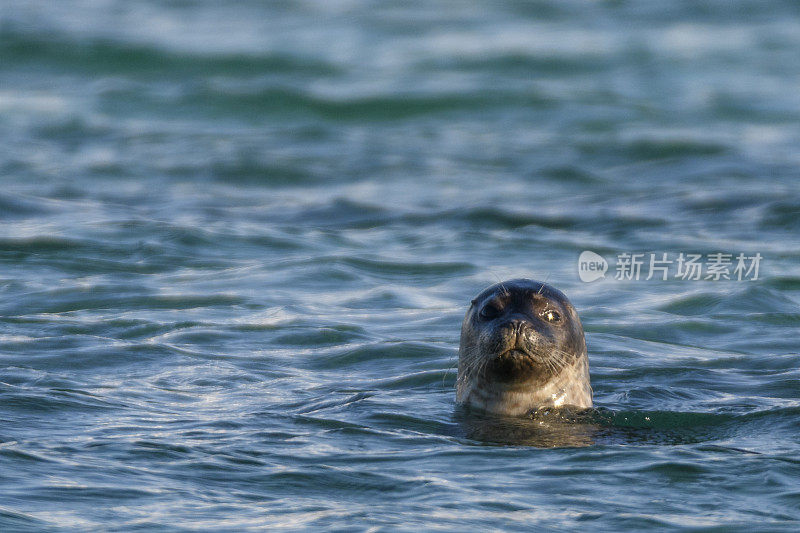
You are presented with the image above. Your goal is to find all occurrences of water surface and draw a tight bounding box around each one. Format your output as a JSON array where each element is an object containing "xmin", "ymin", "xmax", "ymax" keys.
[{"xmin": 2, "ymin": 0, "xmax": 800, "ymax": 530}]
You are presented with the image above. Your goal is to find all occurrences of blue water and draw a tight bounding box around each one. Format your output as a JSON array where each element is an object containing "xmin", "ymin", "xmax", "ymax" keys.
[{"xmin": 2, "ymin": 1, "xmax": 800, "ymax": 530}]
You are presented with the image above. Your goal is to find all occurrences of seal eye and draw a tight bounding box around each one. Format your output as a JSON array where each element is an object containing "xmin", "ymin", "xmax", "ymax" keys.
[
  {"xmin": 542, "ymin": 309, "xmax": 561, "ymax": 322},
  {"xmin": 479, "ymin": 304, "xmax": 501, "ymax": 320}
]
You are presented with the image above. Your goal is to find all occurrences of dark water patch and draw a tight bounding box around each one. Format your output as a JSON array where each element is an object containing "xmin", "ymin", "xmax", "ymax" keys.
[
  {"xmin": 227, "ymin": 317, "xmax": 332, "ymax": 333},
  {"xmin": 272, "ymin": 200, "xmax": 599, "ymax": 233},
  {"xmin": 756, "ymin": 377, "xmax": 800, "ymax": 398},
  {"xmin": 6, "ymin": 255, "xmax": 207, "ymax": 276},
  {"xmin": 449, "ymin": 206, "xmax": 585, "ymax": 230},
  {"xmin": 421, "ymin": 53, "xmax": 611, "ymax": 76},
  {"xmin": 283, "ymin": 197, "xmax": 389, "ymax": 228},
  {"xmin": 0, "ymin": 316, "xmax": 206, "ymax": 343},
  {"xmin": 537, "ymin": 165, "xmax": 604, "ymax": 184},
  {"xmin": 0, "ymin": 235, "xmax": 99, "ymax": 255},
  {"xmin": 308, "ymin": 341, "xmax": 451, "ymax": 371},
  {"xmin": 709, "ymin": 286, "xmax": 798, "ymax": 315},
  {"xmin": 765, "ymin": 276, "xmax": 800, "ymax": 291},
  {"xmin": 100, "ymin": 84, "xmax": 554, "ymax": 122},
  {"xmin": 6, "ymin": 342, "xmax": 189, "ymax": 372},
  {"xmin": 578, "ymin": 138, "xmax": 729, "ymax": 161},
  {"xmin": 655, "ymin": 286, "xmax": 798, "ymax": 318},
  {"xmin": 0, "ymin": 192, "xmax": 53, "ymax": 217},
  {"xmin": 658, "ymin": 292, "xmax": 727, "ymax": 316},
  {"xmin": 710, "ymin": 92, "xmax": 800, "ymax": 123},
  {"xmin": 107, "ymin": 218, "xmax": 308, "ymax": 253},
  {"xmin": 0, "ymin": 389, "xmax": 122, "ymax": 414},
  {"xmin": 217, "ymin": 452, "xmax": 268, "ymax": 468},
  {"xmin": 0, "ymin": 447, "xmax": 57, "ymax": 464},
  {"xmin": 761, "ymin": 200, "xmax": 800, "ymax": 230},
  {"xmin": 0, "ymin": 29, "xmax": 341, "ymax": 78},
  {"xmin": 372, "ymin": 368, "xmax": 454, "ymax": 390},
  {"xmin": 210, "ymin": 158, "xmax": 318, "ymax": 186},
  {"xmin": 333, "ymin": 284, "xmax": 435, "ymax": 306},
  {"xmin": 366, "ymin": 410, "xmax": 458, "ymax": 438},
  {"xmin": 112, "ymin": 319, "xmax": 206, "ymax": 340},
  {"xmin": 587, "ymin": 318, "xmax": 740, "ymax": 348},
  {"xmin": 632, "ymin": 459, "xmax": 712, "ymax": 478},
  {"xmin": 393, "ymin": 206, "xmax": 668, "ymax": 236},
  {"xmin": 747, "ymin": 312, "xmax": 800, "ymax": 326},
  {"xmin": 0, "ymin": 234, "xmax": 235, "ymax": 276},
  {"xmin": 127, "ymin": 440, "xmax": 194, "ymax": 460},
  {"xmin": 258, "ymin": 467, "xmax": 416, "ymax": 497},
  {"xmin": 597, "ymin": 409, "xmax": 728, "ymax": 431},
  {"xmin": 694, "ymin": 444, "xmax": 762, "ymax": 456},
  {"xmin": 339, "ymin": 257, "xmax": 474, "ymax": 277},
  {"xmin": 272, "ymin": 326, "xmax": 372, "ymax": 347},
  {"xmin": 290, "ymin": 414, "xmax": 373, "ymax": 434},
  {"xmin": 32, "ymin": 117, "xmax": 116, "ymax": 146},
  {"xmin": 455, "ymin": 409, "xmax": 600, "ymax": 448},
  {"xmin": 453, "ymin": 406, "xmax": 774, "ymax": 448},
  {"xmin": 400, "ymin": 206, "xmax": 585, "ymax": 231},
  {"xmin": 594, "ymin": 363, "xmax": 743, "ymax": 396},
  {"xmin": 20, "ymin": 485, "xmax": 159, "ymax": 503},
  {"xmin": 4, "ymin": 287, "xmax": 246, "ymax": 315},
  {"xmin": 293, "ymin": 391, "xmax": 375, "ymax": 415},
  {"xmin": 0, "ymin": 507, "xmax": 47, "ymax": 533}
]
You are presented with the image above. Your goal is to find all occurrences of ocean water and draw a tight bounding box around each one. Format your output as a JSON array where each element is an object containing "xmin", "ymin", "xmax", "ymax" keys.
[{"xmin": 2, "ymin": 0, "xmax": 800, "ymax": 530}]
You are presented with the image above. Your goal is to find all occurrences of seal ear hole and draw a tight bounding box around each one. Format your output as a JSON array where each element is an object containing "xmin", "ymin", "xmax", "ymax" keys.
[
  {"xmin": 479, "ymin": 303, "xmax": 501, "ymax": 320},
  {"xmin": 541, "ymin": 309, "xmax": 561, "ymax": 323}
]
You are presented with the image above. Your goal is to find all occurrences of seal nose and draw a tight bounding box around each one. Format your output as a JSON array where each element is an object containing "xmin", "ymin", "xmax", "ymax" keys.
[
  {"xmin": 502, "ymin": 318, "xmax": 531, "ymax": 348},
  {"xmin": 506, "ymin": 318, "xmax": 525, "ymax": 334},
  {"xmin": 503, "ymin": 315, "xmax": 531, "ymax": 330}
]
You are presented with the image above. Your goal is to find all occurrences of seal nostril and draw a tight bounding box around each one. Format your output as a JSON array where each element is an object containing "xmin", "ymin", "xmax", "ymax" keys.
[{"xmin": 503, "ymin": 319, "xmax": 527, "ymax": 334}]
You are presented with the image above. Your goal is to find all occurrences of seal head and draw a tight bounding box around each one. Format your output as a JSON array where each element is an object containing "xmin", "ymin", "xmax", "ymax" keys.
[{"xmin": 457, "ymin": 279, "xmax": 591, "ymax": 416}]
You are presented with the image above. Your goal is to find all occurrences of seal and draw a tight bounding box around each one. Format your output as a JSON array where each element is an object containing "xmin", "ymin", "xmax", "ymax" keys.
[{"xmin": 457, "ymin": 279, "xmax": 592, "ymax": 416}]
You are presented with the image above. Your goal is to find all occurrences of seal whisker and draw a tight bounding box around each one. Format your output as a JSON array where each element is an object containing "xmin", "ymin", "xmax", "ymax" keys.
[
  {"xmin": 442, "ymin": 355, "xmax": 459, "ymax": 389},
  {"xmin": 537, "ymin": 273, "xmax": 552, "ymax": 295}
]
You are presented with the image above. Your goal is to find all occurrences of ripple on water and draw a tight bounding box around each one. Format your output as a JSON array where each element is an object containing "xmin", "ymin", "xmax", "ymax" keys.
[{"xmin": 2, "ymin": 0, "xmax": 800, "ymax": 530}]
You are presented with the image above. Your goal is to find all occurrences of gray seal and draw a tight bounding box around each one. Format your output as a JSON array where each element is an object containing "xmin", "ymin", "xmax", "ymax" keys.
[{"xmin": 457, "ymin": 279, "xmax": 592, "ymax": 416}]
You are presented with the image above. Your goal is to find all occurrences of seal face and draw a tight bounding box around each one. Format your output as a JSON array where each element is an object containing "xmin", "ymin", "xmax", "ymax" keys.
[{"xmin": 457, "ymin": 279, "xmax": 592, "ymax": 416}]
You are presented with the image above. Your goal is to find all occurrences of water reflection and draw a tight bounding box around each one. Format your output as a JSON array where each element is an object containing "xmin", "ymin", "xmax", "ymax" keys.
[
  {"xmin": 455, "ymin": 407, "xmax": 729, "ymax": 447},
  {"xmin": 455, "ymin": 406, "xmax": 600, "ymax": 448}
]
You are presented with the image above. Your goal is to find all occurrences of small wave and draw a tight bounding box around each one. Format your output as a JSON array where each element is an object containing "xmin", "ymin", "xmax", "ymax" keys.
[
  {"xmin": 307, "ymin": 341, "xmax": 451, "ymax": 371},
  {"xmin": 578, "ymin": 138, "xmax": 729, "ymax": 161},
  {"xmin": 0, "ymin": 389, "xmax": 122, "ymax": 414},
  {"xmin": 6, "ymin": 287, "xmax": 245, "ymax": 315},
  {"xmin": 1, "ymin": 29, "xmax": 342, "ymax": 78},
  {"xmin": 98, "ymin": 83, "xmax": 554, "ymax": 122},
  {"xmin": 0, "ymin": 505, "xmax": 47, "ymax": 530},
  {"xmin": 761, "ymin": 199, "xmax": 800, "ymax": 231},
  {"xmin": 418, "ymin": 53, "xmax": 609, "ymax": 76},
  {"xmin": 0, "ymin": 192, "xmax": 53, "ymax": 217},
  {"xmin": 660, "ymin": 285, "xmax": 799, "ymax": 317},
  {"xmin": 269, "ymin": 326, "xmax": 371, "ymax": 348}
]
